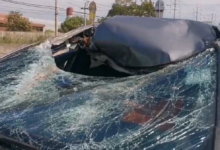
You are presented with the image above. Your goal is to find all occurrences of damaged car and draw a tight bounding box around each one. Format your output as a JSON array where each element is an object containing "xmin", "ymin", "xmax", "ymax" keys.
[{"xmin": 0, "ymin": 16, "xmax": 220, "ymax": 150}]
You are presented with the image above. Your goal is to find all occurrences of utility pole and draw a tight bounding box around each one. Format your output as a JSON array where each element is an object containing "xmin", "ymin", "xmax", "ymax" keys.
[
  {"xmin": 193, "ymin": 6, "xmax": 202, "ymax": 21},
  {"xmin": 195, "ymin": 6, "xmax": 198, "ymax": 21},
  {"xmin": 158, "ymin": 0, "xmax": 160, "ymax": 18},
  {"xmin": 211, "ymin": 14, "xmax": 214, "ymax": 22},
  {"xmin": 210, "ymin": 13, "xmax": 216, "ymax": 23},
  {"xmin": 55, "ymin": 0, "xmax": 58, "ymax": 36},
  {"xmin": 169, "ymin": 0, "xmax": 178, "ymax": 19},
  {"xmin": 178, "ymin": 2, "xmax": 181, "ymax": 19},
  {"xmin": 81, "ymin": 1, "xmax": 89, "ymax": 26},
  {"xmin": 173, "ymin": 0, "xmax": 177, "ymax": 19}
]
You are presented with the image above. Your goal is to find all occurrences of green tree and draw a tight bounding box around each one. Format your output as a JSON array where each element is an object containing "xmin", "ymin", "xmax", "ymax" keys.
[
  {"xmin": 107, "ymin": 0, "xmax": 155, "ymax": 17},
  {"xmin": 107, "ymin": 3, "xmax": 130, "ymax": 17},
  {"xmin": 6, "ymin": 11, "xmax": 32, "ymax": 32},
  {"xmin": 140, "ymin": 0, "xmax": 156, "ymax": 17},
  {"xmin": 59, "ymin": 16, "xmax": 85, "ymax": 33}
]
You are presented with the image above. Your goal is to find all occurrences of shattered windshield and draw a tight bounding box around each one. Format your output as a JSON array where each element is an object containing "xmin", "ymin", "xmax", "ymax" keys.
[{"xmin": 0, "ymin": 42, "xmax": 217, "ymax": 150}]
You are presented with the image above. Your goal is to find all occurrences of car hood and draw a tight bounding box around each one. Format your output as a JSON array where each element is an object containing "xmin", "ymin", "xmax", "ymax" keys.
[{"xmin": 0, "ymin": 41, "xmax": 217, "ymax": 149}]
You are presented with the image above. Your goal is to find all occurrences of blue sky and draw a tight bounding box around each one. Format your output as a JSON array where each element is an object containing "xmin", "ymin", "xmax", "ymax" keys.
[{"xmin": 0, "ymin": 0, "xmax": 219, "ymax": 30}]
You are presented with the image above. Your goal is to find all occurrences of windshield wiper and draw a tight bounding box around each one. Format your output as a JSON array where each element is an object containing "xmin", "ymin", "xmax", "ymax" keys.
[{"xmin": 0, "ymin": 134, "xmax": 38, "ymax": 150}]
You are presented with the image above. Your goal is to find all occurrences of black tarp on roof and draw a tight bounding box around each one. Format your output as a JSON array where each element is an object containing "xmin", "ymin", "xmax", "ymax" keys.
[{"xmin": 92, "ymin": 16, "xmax": 220, "ymax": 68}]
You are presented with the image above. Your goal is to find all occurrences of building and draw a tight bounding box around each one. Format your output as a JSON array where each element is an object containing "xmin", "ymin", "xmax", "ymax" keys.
[
  {"xmin": 0, "ymin": 13, "xmax": 45, "ymax": 32},
  {"xmin": 155, "ymin": 0, "xmax": 165, "ymax": 18},
  {"xmin": 66, "ymin": 7, "xmax": 74, "ymax": 20},
  {"xmin": 0, "ymin": 13, "xmax": 8, "ymax": 31},
  {"xmin": 31, "ymin": 22, "xmax": 45, "ymax": 32}
]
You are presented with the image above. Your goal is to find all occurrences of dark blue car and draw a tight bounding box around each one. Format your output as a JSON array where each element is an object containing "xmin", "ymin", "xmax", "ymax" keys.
[{"xmin": 0, "ymin": 16, "xmax": 220, "ymax": 150}]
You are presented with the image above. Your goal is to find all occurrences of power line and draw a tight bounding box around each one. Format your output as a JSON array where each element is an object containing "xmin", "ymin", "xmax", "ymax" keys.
[
  {"xmin": 0, "ymin": 0, "xmax": 79, "ymax": 14},
  {"xmin": 81, "ymin": 1, "xmax": 89, "ymax": 26},
  {"xmin": 0, "ymin": 0, "xmax": 65, "ymax": 10},
  {"xmin": 79, "ymin": 0, "xmax": 111, "ymax": 8},
  {"xmin": 67, "ymin": 0, "xmax": 109, "ymax": 17},
  {"xmin": 0, "ymin": 0, "xmax": 103, "ymax": 18},
  {"xmin": 68, "ymin": 2, "xmax": 82, "ymax": 9},
  {"xmin": 96, "ymin": 2, "xmax": 112, "ymax": 8},
  {"xmin": 180, "ymin": 2, "xmax": 218, "ymax": 22},
  {"xmin": 177, "ymin": 3, "xmax": 192, "ymax": 19},
  {"xmin": 0, "ymin": 8, "xmax": 66, "ymax": 16},
  {"xmin": 0, "ymin": 7, "xmax": 81, "ymax": 17},
  {"xmin": 178, "ymin": 2, "xmax": 199, "ymax": 20},
  {"xmin": 169, "ymin": 0, "xmax": 179, "ymax": 19},
  {"xmin": 67, "ymin": 0, "xmax": 111, "ymax": 9},
  {"xmin": 193, "ymin": 6, "xmax": 201, "ymax": 21},
  {"xmin": 1, "ymin": 4, "xmax": 55, "ymax": 14},
  {"xmin": 173, "ymin": 0, "xmax": 177, "ymax": 19},
  {"xmin": 0, "ymin": 0, "xmax": 101, "ymax": 33},
  {"xmin": 195, "ymin": 6, "xmax": 198, "ymax": 21},
  {"xmin": 210, "ymin": 13, "xmax": 216, "ymax": 23},
  {"xmin": 169, "ymin": 1, "xmax": 220, "ymax": 23},
  {"xmin": 178, "ymin": 1, "xmax": 193, "ymax": 19}
]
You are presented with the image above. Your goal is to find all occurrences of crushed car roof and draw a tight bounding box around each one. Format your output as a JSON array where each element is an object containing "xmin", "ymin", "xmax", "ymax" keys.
[{"xmin": 93, "ymin": 16, "xmax": 220, "ymax": 68}]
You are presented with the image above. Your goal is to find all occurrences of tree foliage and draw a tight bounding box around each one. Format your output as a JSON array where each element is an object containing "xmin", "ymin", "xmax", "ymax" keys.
[
  {"xmin": 107, "ymin": 0, "xmax": 155, "ymax": 17},
  {"xmin": 6, "ymin": 11, "xmax": 32, "ymax": 32},
  {"xmin": 59, "ymin": 16, "xmax": 86, "ymax": 33},
  {"xmin": 115, "ymin": 0, "xmax": 134, "ymax": 5}
]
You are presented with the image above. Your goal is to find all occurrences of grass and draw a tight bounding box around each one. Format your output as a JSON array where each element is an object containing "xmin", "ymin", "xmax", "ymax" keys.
[
  {"xmin": 0, "ymin": 32, "xmax": 54, "ymax": 44},
  {"xmin": 0, "ymin": 32, "xmax": 55, "ymax": 58}
]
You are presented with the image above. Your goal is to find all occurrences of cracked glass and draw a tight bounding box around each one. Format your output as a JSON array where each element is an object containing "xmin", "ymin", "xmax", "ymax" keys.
[{"xmin": 0, "ymin": 42, "xmax": 217, "ymax": 150}]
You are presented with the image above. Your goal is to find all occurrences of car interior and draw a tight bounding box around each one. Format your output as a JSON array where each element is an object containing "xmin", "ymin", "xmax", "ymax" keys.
[{"xmin": 52, "ymin": 27, "xmax": 131, "ymax": 77}]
